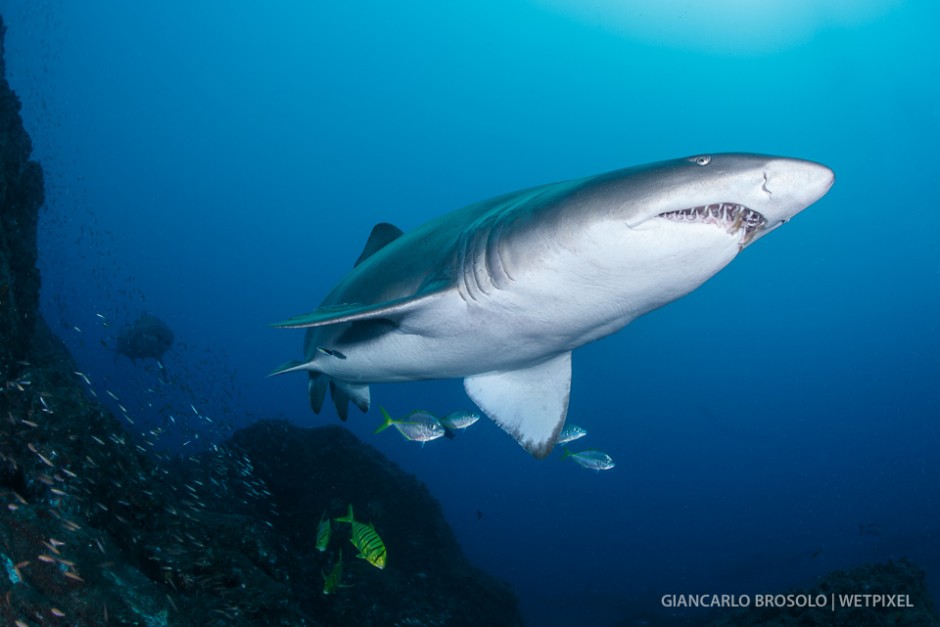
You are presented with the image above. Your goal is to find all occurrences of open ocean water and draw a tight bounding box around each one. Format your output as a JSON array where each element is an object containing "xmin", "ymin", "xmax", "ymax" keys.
[{"xmin": 1, "ymin": 1, "xmax": 938, "ymax": 625}]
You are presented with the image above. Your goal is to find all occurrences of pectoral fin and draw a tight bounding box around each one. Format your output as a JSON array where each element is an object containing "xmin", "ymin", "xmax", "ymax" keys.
[
  {"xmin": 464, "ymin": 352, "xmax": 571, "ymax": 459},
  {"xmin": 271, "ymin": 280, "xmax": 450, "ymax": 329}
]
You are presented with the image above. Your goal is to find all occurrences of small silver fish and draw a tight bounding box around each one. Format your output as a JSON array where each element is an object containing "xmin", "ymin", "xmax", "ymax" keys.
[
  {"xmin": 375, "ymin": 408, "xmax": 446, "ymax": 443},
  {"xmin": 556, "ymin": 424, "xmax": 587, "ymax": 445},
  {"xmin": 439, "ymin": 411, "xmax": 480, "ymax": 431},
  {"xmin": 562, "ymin": 449, "xmax": 615, "ymax": 471}
]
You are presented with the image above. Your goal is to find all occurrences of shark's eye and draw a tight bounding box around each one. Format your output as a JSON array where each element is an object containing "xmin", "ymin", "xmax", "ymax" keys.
[{"xmin": 693, "ymin": 155, "xmax": 711, "ymax": 166}]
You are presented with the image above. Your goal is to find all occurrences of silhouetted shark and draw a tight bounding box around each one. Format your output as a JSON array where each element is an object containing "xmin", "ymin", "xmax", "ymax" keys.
[{"xmin": 115, "ymin": 314, "xmax": 174, "ymax": 370}]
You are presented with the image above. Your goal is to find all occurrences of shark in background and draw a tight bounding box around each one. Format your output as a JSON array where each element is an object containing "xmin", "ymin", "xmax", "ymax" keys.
[
  {"xmin": 114, "ymin": 314, "xmax": 174, "ymax": 369},
  {"xmin": 272, "ymin": 153, "xmax": 834, "ymax": 457}
]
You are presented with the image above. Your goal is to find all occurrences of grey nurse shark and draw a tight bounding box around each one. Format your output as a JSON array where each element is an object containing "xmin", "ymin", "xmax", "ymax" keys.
[{"xmin": 272, "ymin": 153, "xmax": 834, "ymax": 458}]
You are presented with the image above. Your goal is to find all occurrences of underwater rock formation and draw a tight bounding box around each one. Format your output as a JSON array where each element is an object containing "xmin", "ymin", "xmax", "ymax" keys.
[
  {"xmin": 0, "ymin": 16, "xmax": 521, "ymax": 626},
  {"xmin": 0, "ymin": 16, "xmax": 43, "ymax": 382},
  {"xmin": 227, "ymin": 421, "xmax": 522, "ymax": 626}
]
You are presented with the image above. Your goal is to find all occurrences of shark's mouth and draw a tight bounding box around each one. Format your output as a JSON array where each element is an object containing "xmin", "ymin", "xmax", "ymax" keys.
[{"xmin": 659, "ymin": 202, "xmax": 767, "ymax": 248}]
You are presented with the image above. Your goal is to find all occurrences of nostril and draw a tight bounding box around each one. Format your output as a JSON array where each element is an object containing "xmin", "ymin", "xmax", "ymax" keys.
[{"xmin": 762, "ymin": 172, "xmax": 773, "ymax": 197}]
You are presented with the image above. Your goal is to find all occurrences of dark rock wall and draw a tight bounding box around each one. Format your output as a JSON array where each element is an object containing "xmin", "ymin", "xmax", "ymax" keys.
[
  {"xmin": 0, "ymin": 16, "xmax": 44, "ymax": 378},
  {"xmin": 0, "ymin": 15, "xmax": 523, "ymax": 626}
]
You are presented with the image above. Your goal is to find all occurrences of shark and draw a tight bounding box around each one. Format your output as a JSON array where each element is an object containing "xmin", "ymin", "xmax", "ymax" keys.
[
  {"xmin": 272, "ymin": 153, "xmax": 834, "ymax": 458},
  {"xmin": 115, "ymin": 314, "xmax": 174, "ymax": 366}
]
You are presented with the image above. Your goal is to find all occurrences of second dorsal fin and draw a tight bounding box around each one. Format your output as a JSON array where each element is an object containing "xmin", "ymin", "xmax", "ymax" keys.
[{"xmin": 354, "ymin": 222, "xmax": 404, "ymax": 267}]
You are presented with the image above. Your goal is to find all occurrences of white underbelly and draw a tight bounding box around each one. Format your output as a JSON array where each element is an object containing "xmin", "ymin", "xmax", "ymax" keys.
[{"xmin": 316, "ymin": 220, "xmax": 741, "ymax": 383}]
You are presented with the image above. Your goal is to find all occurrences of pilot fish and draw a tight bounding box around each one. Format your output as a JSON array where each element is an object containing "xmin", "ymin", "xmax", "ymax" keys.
[{"xmin": 374, "ymin": 408, "xmax": 446, "ymax": 444}]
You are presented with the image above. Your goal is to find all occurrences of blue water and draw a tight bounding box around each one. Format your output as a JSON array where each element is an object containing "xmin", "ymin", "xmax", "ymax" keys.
[{"xmin": 3, "ymin": 1, "xmax": 939, "ymax": 625}]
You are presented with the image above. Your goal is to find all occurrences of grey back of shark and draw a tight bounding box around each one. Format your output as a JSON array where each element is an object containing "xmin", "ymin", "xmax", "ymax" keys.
[
  {"xmin": 116, "ymin": 314, "xmax": 174, "ymax": 367},
  {"xmin": 272, "ymin": 153, "xmax": 834, "ymax": 458}
]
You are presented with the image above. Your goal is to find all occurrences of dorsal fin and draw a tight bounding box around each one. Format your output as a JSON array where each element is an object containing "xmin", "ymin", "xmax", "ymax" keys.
[{"xmin": 354, "ymin": 222, "xmax": 404, "ymax": 267}]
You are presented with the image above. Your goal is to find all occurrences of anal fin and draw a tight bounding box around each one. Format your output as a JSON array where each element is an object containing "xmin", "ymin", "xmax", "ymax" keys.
[{"xmin": 464, "ymin": 352, "xmax": 571, "ymax": 459}]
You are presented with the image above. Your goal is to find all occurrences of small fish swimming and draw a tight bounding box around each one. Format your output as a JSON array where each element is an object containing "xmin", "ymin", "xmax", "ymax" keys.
[
  {"xmin": 555, "ymin": 424, "xmax": 587, "ymax": 445},
  {"xmin": 322, "ymin": 551, "xmax": 347, "ymax": 595},
  {"xmin": 562, "ymin": 449, "xmax": 615, "ymax": 471},
  {"xmin": 439, "ymin": 410, "xmax": 481, "ymax": 439},
  {"xmin": 335, "ymin": 504, "xmax": 387, "ymax": 569},
  {"xmin": 375, "ymin": 408, "xmax": 446, "ymax": 444},
  {"xmin": 439, "ymin": 411, "xmax": 480, "ymax": 431},
  {"xmin": 316, "ymin": 511, "xmax": 331, "ymax": 552}
]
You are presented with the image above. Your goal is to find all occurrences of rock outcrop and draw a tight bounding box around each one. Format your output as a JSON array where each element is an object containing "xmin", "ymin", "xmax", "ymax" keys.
[
  {"xmin": 0, "ymin": 16, "xmax": 43, "ymax": 380},
  {"xmin": 0, "ymin": 15, "xmax": 522, "ymax": 626}
]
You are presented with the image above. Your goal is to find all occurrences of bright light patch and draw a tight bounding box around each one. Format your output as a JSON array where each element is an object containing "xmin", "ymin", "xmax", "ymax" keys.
[{"xmin": 534, "ymin": 0, "xmax": 902, "ymax": 54}]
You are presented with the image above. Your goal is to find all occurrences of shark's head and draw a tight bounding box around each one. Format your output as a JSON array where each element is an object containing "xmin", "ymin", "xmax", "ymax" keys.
[
  {"xmin": 527, "ymin": 152, "xmax": 835, "ymax": 338},
  {"xmin": 607, "ymin": 152, "xmax": 834, "ymax": 249}
]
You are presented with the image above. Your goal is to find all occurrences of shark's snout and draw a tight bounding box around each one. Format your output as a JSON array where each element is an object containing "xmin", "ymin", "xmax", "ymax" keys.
[{"xmin": 764, "ymin": 158, "xmax": 835, "ymax": 218}]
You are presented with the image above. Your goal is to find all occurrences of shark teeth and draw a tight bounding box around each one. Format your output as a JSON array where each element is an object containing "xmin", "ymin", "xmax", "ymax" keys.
[{"xmin": 659, "ymin": 202, "xmax": 766, "ymax": 247}]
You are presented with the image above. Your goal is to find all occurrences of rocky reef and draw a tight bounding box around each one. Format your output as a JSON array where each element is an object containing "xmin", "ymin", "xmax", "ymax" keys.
[
  {"xmin": 0, "ymin": 16, "xmax": 43, "ymax": 381},
  {"xmin": 0, "ymin": 15, "xmax": 521, "ymax": 626},
  {"xmin": 227, "ymin": 421, "xmax": 520, "ymax": 626}
]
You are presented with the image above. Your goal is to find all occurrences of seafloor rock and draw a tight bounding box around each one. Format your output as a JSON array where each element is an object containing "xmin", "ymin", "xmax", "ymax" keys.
[
  {"xmin": 226, "ymin": 421, "xmax": 522, "ymax": 626},
  {"xmin": 0, "ymin": 321, "xmax": 310, "ymax": 625},
  {"xmin": 0, "ymin": 15, "xmax": 521, "ymax": 626},
  {"xmin": 710, "ymin": 558, "xmax": 939, "ymax": 627}
]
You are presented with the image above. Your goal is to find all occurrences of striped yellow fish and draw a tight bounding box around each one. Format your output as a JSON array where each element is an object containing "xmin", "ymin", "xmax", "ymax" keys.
[
  {"xmin": 322, "ymin": 551, "xmax": 346, "ymax": 595},
  {"xmin": 335, "ymin": 504, "xmax": 387, "ymax": 569},
  {"xmin": 315, "ymin": 510, "xmax": 331, "ymax": 552}
]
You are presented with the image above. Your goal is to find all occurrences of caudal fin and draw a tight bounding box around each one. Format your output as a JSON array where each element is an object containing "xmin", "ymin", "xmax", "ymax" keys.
[
  {"xmin": 335, "ymin": 504, "xmax": 355, "ymax": 524},
  {"xmin": 374, "ymin": 408, "xmax": 396, "ymax": 434}
]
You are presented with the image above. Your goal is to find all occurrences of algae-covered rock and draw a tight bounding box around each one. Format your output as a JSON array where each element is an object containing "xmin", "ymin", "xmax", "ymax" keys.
[{"xmin": 227, "ymin": 421, "xmax": 523, "ymax": 627}]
